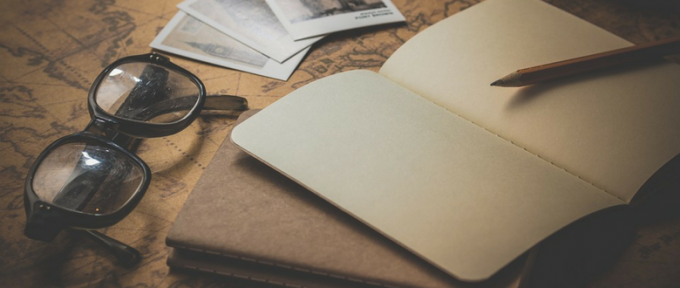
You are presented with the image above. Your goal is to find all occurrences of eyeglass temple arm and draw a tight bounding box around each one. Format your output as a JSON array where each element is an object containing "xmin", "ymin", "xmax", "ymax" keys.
[
  {"xmin": 79, "ymin": 229, "xmax": 141, "ymax": 266},
  {"xmin": 122, "ymin": 94, "xmax": 248, "ymax": 121},
  {"xmin": 204, "ymin": 94, "xmax": 249, "ymax": 110}
]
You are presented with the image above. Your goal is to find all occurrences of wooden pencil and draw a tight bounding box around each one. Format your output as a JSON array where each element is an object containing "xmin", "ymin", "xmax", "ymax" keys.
[{"xmin": 491, "ymin": 36, "xmax": 680, "ymax": 87}]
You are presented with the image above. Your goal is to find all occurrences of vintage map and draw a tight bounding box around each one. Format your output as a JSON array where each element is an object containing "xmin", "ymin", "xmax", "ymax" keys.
[{"xmin": 1, "ymin": 0, "xmax": 679, "ymax": 287}]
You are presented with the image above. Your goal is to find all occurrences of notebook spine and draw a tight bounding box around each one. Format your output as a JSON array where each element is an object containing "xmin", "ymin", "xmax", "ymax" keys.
[
  {"xmin": 171, "ymin": 244, "xmax": 400, "ymax": 288},
  {"xmin": 445, "ymin": 108, "xmax": 624, "ymax": 202},
  {"xmin": 180, "ymin": 264, "xmax": 305, "ymax": 288}
]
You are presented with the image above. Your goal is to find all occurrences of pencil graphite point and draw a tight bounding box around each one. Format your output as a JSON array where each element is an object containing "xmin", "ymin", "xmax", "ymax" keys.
[{"xmin": 491, "ymin": 72, "xmax": 522, "ymax": 87}]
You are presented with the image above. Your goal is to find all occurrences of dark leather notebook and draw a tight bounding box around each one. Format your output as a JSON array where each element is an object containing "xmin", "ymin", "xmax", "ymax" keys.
[{"xmin": 166, "ymin": 110, "xmax": 525, "ymax": 288}]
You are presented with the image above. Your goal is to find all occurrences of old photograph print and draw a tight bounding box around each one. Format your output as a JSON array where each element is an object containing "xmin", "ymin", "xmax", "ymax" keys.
[
  {"xmin": 189, "ymin": 0, "xmax": 288, "ymax": 45},
  {"xmin": 151, "ymin": 12, "xmax": 308, "ymax": 80},
  {"xmin": 276, "ymin": 0, "xmax": 387, "ymax": 23},
  {"xmin": 164, "ymin": 14, "xmax": 268, "ymax": 68},
  {"xmin": 178, "ymin": 0, "xmax": 322, "ymax": 62}
]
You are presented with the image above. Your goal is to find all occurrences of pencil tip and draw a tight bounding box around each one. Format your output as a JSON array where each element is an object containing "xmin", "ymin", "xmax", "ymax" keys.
[{"xmin": 490, "ymin": 72, "xmax": 521, "ymax": 87}]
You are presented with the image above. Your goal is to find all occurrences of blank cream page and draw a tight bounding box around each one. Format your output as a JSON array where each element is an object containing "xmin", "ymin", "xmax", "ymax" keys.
[
  {"xmin": 380, "ymin": 0, "xmax": 680, "ymax": 203},
  {"xmin": 232, "ymin": 70, "xmax": 624, "ymax": 281}
]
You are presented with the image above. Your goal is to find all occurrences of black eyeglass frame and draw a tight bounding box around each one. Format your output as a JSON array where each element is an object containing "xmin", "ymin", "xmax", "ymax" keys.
[
  {"xmin": 23, "ymin": 52, "xmax": 247, "ymax": 266},
  {"xmin": 23, "ymin": 131, "xmax": 152, "ymax": 234},
  {"xmin": 88, "ymin": 53, "xmax": 208, "ymax": 138}
]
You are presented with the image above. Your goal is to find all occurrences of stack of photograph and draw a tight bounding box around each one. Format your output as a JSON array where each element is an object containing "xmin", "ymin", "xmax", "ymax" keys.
[{"xmin": 151, "ymin": 0, "xmax": 405, "ymax": 81}]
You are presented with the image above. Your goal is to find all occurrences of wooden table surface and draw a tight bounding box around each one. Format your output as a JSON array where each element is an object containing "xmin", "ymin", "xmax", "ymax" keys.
[{"xmin": 1, "ymin": 0, "xmax": 679, "ymax": 287}]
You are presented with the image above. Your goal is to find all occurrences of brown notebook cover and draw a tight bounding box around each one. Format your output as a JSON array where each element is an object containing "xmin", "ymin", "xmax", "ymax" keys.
[{"xmin": 166, "ymin": 110, "xmax": 525, "ymax": 288}]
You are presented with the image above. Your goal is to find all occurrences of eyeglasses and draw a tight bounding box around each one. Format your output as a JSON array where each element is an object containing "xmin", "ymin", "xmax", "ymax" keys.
[{"xmin": 23, "ymin": 53, "xmax": 248, "ymax": 266}]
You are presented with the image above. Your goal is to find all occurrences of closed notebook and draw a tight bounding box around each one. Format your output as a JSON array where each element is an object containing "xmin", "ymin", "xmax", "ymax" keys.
[
  {"xmin": 231, "ymin": 0, "xmax": 680, "ymax": 282},
  {"xmin": 166, "ymin": 110, "xmax": 525, "ymax": 288}
]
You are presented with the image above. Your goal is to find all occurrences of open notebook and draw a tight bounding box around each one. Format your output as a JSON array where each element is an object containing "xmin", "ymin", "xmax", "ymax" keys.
[
  {"xmin": 167, "ymin": 110, "xmax": 526, "ymax": 288},
  {"xmin": 231, "ymin": 0, "xmax": 680, "ymax": 282}
]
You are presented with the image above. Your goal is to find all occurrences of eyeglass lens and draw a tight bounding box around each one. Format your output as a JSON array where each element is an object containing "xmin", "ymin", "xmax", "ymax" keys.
[
  {"xmin": 95, "ymin": 62, "xmax": 201, "ymax": 123},
  {"xmin": 31, "ymin": 142, "xmax": 144, "ymax": 215}
]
